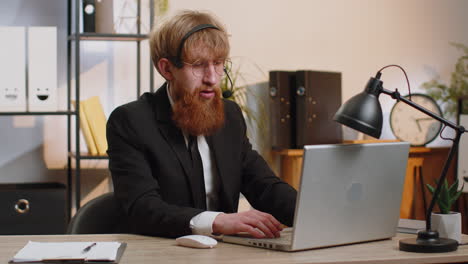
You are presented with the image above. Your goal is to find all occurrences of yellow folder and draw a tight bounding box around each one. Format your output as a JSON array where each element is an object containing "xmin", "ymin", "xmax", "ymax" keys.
[
  {"xmin": 72, "ymin": 100, "xmax": 98, "ymax": 156},
  {"xmin": 81, "ymin": 96, "xmax": 108, "ymax": 156}
]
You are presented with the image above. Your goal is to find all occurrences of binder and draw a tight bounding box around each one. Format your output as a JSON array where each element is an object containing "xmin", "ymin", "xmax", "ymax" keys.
[
  {"xmin": 295, "ymin": 70, "xmax": 342, "ymax": 148},
  {"xmin": 27, "ymin": 27, "xmax": 58, "ymax": 111},
  {"xmin": 269, "ymin": 71, "xmax": 296, "ymax": 149},
  {"xmin": 72, "ymin": 101, "xmax": 99, "ymax": 156},
  {"xmin": 81, "ymin": 96, "xmax": 108, "ymax": 156},
  {"xmin": 0, "ymin": 27, "xmax": 26, "ymax": 112},
  {"xmin": 83, "ymin": 0, "xmax": 96, "ymax": 32}
]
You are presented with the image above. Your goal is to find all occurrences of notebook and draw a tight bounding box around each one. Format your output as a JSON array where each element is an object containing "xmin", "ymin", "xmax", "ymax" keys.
[
  {"xmin": 10, "ymin": 241, "xmax": 126, "ymax": 263},
  {"xmin": 222, "ymin": 142, "xmax": 410, "ymax": 251}
]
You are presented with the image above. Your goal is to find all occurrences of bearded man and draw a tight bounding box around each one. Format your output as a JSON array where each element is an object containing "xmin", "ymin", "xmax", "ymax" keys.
[{"xmin": 106, "ymin": 10, "xmax": 297, "ymax": 238}]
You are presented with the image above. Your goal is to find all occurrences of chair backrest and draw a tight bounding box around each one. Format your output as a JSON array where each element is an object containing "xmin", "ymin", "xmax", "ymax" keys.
[{"xmin": 67, "ymin": 192, "xmax": 129, "ymax": 234}]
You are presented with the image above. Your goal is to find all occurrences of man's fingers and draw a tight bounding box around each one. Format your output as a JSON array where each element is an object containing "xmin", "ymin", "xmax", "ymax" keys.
[
  {"xmin": 241, "ymin": 213, "xmax": 279, "ymax": 238},
  {"xmin": 213, "ymin": 210, "xmax": 286, "ymax": 238},
  {"xmin": 260, "ymin": 218, "xmax": 282, "ymax": 237},
  {"xmin": 257, "ymin": 211, "xmax": 283, "ymax": 229},
  {"xmin": 248, "ymin": 219, "xmax": 275, "ymax": 238},
  {"xmin": 247, "ymin": 211, "xmax": 283, "ymax": 237},
  {"xmin": 240, "ymin": 224, "xmax": 266, "ymax": 239}
]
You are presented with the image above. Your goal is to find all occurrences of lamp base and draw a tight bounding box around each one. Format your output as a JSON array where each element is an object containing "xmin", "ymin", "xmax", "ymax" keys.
[{"xmin": 399, "ymin": 230, "xmax": 458, "ymax": 253}]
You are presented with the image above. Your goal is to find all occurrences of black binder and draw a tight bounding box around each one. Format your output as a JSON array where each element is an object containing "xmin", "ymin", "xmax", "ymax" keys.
[
  {"xmin": 83, "ymin": 0, "xmax": 96, "ymax": 33},
  {"xmin": 269, "ymin": 71, "xmax": 296, "ymax": 149},
  {"xmin": 295, "ymin": 70, "xmax": 342, "ymax": 148}
]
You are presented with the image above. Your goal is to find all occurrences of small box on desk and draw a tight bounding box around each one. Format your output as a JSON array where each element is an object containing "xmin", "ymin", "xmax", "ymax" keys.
[{"xmin": 0, "ymin": 183, "xmax": 66, "ymax": 235}]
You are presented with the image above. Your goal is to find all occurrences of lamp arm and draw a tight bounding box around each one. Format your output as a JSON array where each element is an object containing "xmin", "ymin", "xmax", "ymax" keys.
[
  {"xmin": 424, "ymin": 132, "xmax": 461, "ymax": 230},
  {"xmin": 381, "ymin": 88, "xmax": 461, "ymax": 130},
  {"xmin": 381, "ymin": 87, "xmax": 466, "ymax": 231}
]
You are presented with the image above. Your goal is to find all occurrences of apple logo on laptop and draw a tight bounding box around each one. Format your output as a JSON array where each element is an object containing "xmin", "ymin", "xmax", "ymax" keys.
[{"xmin": 346, "ymin": 182, "xmax": 363, "ymax": 201}]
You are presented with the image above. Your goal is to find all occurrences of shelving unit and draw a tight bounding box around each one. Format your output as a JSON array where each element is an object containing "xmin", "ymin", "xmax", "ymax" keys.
[
  {"xmin": 67, "ymin": 0, "xmax": 154, "ymax": 216},
  {"xmin": 0, "ymin": 112, "xmax": 74, "ymax": 116}
]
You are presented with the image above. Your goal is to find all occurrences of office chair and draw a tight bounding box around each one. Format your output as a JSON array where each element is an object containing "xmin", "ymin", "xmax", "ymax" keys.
[{"xmin": 67, "ymin": 192, "xmax": 129, "ymax": 234}]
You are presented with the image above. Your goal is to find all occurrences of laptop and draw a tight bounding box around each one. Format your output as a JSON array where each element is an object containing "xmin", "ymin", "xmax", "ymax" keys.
[{"xmin": 222, "ymin": 142, "xmax": 410, "ymax": 251}]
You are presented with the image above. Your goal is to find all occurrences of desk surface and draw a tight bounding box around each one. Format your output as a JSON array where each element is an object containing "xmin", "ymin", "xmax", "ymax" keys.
[{"xmin": 1, "ymin": 233, "xmax": 468, "ymax": 264}]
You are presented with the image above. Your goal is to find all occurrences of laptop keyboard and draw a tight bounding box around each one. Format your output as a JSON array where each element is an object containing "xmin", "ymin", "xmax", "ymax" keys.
[{"xmin": 247, "ymin": 228, "xmax": 293, "ymax": 246}]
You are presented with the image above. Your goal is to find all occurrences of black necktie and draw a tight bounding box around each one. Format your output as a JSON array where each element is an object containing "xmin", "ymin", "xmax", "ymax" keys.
[{"xmin": 188, "ymin": 136, "xmax": 207, "ymax": 210}]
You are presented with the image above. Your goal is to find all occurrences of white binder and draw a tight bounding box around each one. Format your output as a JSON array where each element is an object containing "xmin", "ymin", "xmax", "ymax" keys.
[
  {"xmin": 0, "ymin": 27, "xmax": 26, "ymax": 112},
  {"xmin": 27, "ymin": 27, "xmax": 58, "ymax": 111}
]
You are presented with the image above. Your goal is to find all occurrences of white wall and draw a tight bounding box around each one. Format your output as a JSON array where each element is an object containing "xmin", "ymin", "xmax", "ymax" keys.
[
  {"xmin": 166, "ymin": 0, "xmax": 468, "ymax": 141},
  {"xmin": 32, "ymin": 0, "xmax": 468, "ymax": 168}
]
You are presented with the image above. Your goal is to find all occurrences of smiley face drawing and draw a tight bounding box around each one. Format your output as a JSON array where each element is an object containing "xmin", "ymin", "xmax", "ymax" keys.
[
  {"xmin": 36, "ymin": 87, "xmax": 49, "ymax": 101},
  {"xmin": 4, "ymin": 88, "xmax": 19, "ymax": 101}
]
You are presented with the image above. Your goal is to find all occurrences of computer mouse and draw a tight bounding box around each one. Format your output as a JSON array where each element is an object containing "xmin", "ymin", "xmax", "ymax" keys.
[{"xmin": 176, "ymin": 235, "xmax": 218, "ymax": 249}]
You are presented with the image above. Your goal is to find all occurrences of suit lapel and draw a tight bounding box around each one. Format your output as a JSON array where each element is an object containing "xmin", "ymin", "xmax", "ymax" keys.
[{"xmin": 152, "ymin": 84, "xmax": 201, "ymax": 207}]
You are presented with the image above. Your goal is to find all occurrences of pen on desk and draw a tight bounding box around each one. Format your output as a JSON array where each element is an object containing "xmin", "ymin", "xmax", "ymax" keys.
[{"xmin": 82, "ymin": 242, "xmax": 97, "ymax": 253}]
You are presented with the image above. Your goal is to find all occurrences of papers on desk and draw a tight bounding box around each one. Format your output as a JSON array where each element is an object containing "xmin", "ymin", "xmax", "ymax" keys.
[
  {"xmin": 397, "ymin": 218, "xmax": 425, "ymax": 234},
  {"xmin": 10, "ymin": 241, "xmax": 126, "ymax": 263}
]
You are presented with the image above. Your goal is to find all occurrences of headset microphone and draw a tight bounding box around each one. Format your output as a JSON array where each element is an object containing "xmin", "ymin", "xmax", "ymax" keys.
[
  {"xmin": 170, "ymin": 23, "xmax": 234, "ymax": 99},
  {"xmin": 222, "ymin": 90, "xmax": 233, "ymax": 99},
  {"xmin": 222, "ymin": 68, "xmax": 234, "ymax": 99}
]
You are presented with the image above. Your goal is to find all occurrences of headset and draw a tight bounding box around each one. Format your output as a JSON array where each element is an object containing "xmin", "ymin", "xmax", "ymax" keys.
[{"xmin": 168, "ymin": 24, "xmax": 234, "ymax": 99}]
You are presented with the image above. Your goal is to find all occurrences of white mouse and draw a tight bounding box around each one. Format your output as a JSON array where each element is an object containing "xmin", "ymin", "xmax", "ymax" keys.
[{"xmin": 176, "ymin": 235, "xmax": 218, "ymax": 249}]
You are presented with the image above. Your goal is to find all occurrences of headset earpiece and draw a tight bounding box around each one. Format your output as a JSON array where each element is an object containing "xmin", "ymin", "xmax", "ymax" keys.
[{"xmin": 171, "ymin": 23, "xmax": 235, "ymax": 98}]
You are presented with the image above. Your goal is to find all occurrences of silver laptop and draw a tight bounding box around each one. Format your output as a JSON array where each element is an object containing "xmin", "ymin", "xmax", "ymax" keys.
[{"xmin": 222, "ymin": 142, "xmax": 410, "ymax": 251}]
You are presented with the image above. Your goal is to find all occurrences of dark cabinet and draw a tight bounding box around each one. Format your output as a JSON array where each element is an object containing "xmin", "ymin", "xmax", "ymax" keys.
[{"xmin": 0, "ymin": 183, "xmax": 66, "ymax": 235}]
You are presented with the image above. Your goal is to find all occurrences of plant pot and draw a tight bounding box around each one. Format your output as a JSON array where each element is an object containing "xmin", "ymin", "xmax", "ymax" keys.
[{"xmin": 431, "ymin": 212, "xmax": 462, "ymax": 243}]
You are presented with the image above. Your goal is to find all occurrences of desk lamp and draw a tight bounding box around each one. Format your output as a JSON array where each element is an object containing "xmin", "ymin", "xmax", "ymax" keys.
[{"xmin": 333, "ymin": 65, "xmax": 465, "ymax": 253}]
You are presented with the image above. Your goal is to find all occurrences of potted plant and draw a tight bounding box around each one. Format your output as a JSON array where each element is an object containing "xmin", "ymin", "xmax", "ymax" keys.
[
  {"xmin": 426, "ymin": 178, "xmax": 464, "ymax": 243},
  {"xmin": 422, "ymin": 42, "xmax": 468, "ymax": 118},
  {"xmin": 220, "ymin": 58, "xmax": 270, "ymax": 158}
]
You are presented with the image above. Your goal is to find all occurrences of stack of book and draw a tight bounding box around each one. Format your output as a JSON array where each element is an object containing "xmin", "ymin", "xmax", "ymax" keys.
[{"xmin": 73, "ymin": 96, "xmax": 108, "ymax": 156}]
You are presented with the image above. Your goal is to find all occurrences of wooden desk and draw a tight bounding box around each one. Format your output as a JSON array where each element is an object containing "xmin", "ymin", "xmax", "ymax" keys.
[{"xmin": 1, "ymin": 234, "xmax": 468, "ymax": 264}]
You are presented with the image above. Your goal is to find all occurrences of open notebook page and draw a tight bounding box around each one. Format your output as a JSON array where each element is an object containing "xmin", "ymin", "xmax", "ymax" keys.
[{"xmin": 12, "ymin": 241, "xmax": 121, "ymax": 262}]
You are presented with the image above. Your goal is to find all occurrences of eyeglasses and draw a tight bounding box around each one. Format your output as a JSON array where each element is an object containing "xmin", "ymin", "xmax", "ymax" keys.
[{"xmin": 183, "ymin": 59, "xmax": 231, "ymax": 78}]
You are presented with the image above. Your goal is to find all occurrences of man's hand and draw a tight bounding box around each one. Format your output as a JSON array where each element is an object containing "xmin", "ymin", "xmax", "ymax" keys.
[{"xmin": 212, "ymin": 209, "xmax": 283, "ymax": 238}]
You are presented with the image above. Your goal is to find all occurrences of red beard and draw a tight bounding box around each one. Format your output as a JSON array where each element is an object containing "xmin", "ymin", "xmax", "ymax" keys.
[{"xmin": 172, "ymin": 86, "xmax": 225, "ymax": 136}]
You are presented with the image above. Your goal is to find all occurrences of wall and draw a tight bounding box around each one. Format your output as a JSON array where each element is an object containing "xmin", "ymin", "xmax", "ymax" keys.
[
  {"xmin": 166, "ymin": 0, "xmax": 468, "ymax": 143},
  {"xmin": 1, "ymin": 0, "xmax": 468, "ymax": 181}
]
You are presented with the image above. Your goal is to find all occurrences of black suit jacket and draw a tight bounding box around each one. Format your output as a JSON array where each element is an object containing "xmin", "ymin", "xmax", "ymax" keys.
[{"xmin": 107, "ymin": 84, "xmax": 297, "ymax": 238}]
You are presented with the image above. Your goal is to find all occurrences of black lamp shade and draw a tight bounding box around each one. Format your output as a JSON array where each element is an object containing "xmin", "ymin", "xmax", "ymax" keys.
[{"xmin": 333, "ymin": 90, "xmax": 383, "ymax": 139}]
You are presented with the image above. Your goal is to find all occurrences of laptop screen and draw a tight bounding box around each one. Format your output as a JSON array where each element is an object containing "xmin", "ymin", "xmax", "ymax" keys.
[{"xmin": 291, "ymin": 142, "xmax": 410, "ymax": 250}]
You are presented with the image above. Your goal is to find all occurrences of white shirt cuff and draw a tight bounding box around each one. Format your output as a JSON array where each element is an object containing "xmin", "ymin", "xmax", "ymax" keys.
[{"xmin": 189, "ymin": 211, "xmax": 223, "ymax": 236}]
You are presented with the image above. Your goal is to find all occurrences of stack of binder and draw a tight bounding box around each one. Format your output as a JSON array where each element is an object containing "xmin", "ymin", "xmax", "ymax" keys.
[
  {"xmin": 73, "ymin": 96, "xmax": 108, "ymax": 156},
  {"xmin": 0, "ymin": 26, "xmax": 58, "ymax": 112},
  {"xmin": 269, "ymin": 70, "xmax": 342, "ymax": 149}
]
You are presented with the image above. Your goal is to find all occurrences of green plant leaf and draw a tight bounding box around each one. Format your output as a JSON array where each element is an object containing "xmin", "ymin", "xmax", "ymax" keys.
[
  {"xmin": 422, "ymin": 42, "xmax": 468, "ymax": 117},
  {"xmin": 426, "ymin": 183, "xmax": 435, "ymax": 194},
  {"xmin": 220, "ymin": 58, "xmax": 270, "ymax": 156},
  {"xmin": 452, "ymin": 191, "xmax": 463, "ymax": 203},
  {"xmin": 426, "ymin": 178, "xmax": 463, "ymax": 214},
  {"xmin": 448, "ymin": 179, "xmax": 459, "ymax": 197}
]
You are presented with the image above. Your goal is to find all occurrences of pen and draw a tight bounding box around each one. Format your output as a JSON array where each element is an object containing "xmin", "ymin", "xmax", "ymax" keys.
[{"xmin": 81, "ymin": 242, "xmax": 97, "ymax": 254}]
